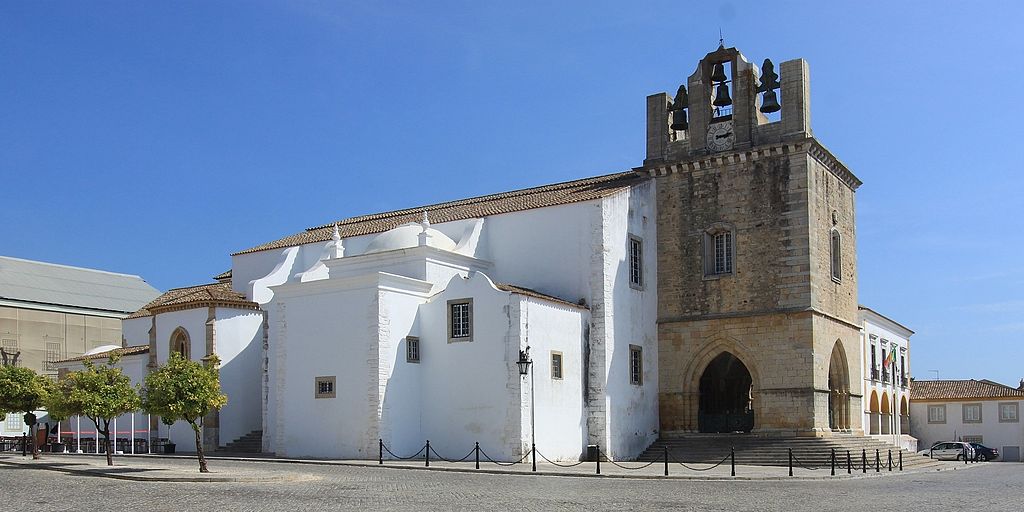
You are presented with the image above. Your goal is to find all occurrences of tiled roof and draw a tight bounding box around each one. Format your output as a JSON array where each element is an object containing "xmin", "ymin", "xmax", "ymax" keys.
[
  {"xmin": 54, "ymin": 345, "xmax": 149, "ymax": 364},
  {"xmin": 125, "ymin": 282, "xmax": 257, "ymax": 319},
  {"xmin": 213, "ymin": 269, "xmax": 232, "ymax": 281},
  {"xmin": 0, "ymin": 255, "xmax": 160, "ymax": 314},
  {"xmin": 910, "ymin": 379, "xmax": 1024, "ymax": 401},
  {"xmin": 496, "ymin": 284, "xmax": 588, "ymax": 310},
  {"xmin": 234, "ymin": 171, "xmax": 645, "ymax": 255}
]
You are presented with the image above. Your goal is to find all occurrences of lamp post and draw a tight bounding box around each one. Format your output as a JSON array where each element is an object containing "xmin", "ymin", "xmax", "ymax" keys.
[{"xmin": 516, "ymin": 346, "xmax": 535, "ymax": 472}]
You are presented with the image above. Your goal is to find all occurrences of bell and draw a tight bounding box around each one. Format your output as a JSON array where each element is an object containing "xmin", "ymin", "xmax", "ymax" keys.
[
  {"xmin": 670, "ymin": 109, "xmax": 688, "ymax": 131},
  {"xmin": 673, "ymin": 84, "xmax": 688, "ymax": 109},
  {"xmin": 712, "ymin": 82, "xmax": 732, "ymax": 107},
  {"xmin": 760, "ymin": 89, "xmax": 781, "ymax": 113},
  {"xmin": 710, "ymin": 62, "xmax": 728, "ymax": 83}
]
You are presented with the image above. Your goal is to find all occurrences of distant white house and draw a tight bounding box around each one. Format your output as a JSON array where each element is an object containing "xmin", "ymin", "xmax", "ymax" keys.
[
  {"xmin": 910, "ymin": 379, "xmax": 1024, "ymax": 462},
  {"xmin": 858, "ymin": 306, "xmax": 914, "ymax": 450}
]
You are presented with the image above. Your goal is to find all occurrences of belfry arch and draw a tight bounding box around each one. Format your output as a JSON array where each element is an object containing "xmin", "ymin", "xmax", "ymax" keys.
[
  {"xmin": 698, "ymin": 352, "xmax": 754, "ymax": 433},
  {"xmin": 827, "ymin": 341, "xmax": 851, "ymax": 431}
]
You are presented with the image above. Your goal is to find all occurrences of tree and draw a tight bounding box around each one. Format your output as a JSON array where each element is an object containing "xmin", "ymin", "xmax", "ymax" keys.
[
  {"xmin": 0, "ymin": 365, "xmax": 50, "ymax": 459},
  {"xmin": 141, "ymin": 353, "xmax": 227, "ymax": 473},
  {"xmin": 46, "ymin": 357, "xmax": 140, "ymax": 466}
]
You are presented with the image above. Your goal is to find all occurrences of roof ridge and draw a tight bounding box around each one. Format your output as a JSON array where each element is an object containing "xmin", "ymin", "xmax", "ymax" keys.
[{"xmin": 0, "ymin": 255, "xmax": 146, "ymax": 280}]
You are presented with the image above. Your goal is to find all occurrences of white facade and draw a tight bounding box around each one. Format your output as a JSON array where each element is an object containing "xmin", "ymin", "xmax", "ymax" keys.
[
  {"xmin": 858, "ymin": 306, "xmax": 914, "ymax": 450},
  {"xmin": 910, "ymin": 380, "xmax": 1024, "ymax": 462}
]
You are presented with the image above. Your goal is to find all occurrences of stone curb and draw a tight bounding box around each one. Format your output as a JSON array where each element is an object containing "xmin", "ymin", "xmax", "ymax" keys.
[{"xmin": 3, "ymin": 453, "xmax": 981, "ymax": 482}]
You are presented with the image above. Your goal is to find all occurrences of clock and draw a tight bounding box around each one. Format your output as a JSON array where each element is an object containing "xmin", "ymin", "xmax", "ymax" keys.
[{"xmin": 706, "ymin": 121, "xmax": 735, "ymax": 152}]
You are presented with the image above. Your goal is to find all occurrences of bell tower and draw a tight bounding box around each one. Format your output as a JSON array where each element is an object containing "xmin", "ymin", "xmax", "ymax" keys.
[{"xmin": 642, "ymin": 45, "xmax": 864, "ymax": 437}]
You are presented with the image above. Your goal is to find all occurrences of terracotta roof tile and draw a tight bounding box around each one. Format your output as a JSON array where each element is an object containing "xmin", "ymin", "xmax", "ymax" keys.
[
  {"xmin": 496, "ymin": 283, "xmax": 588, "ymax": 310},
  {"xmin": 910, "ymin": 379, "xmax": 1024, "ymax": 401},
  {"xmin": 54, "ymin": 345, "xmax": 149, "ymax": 364},
  {"xmin": 125, "ymin": 282, "xmax": 256, "ymax": 319},
  {"xmin": 234, "ymin": 171, "xmax": 645, "ymax": 256}
]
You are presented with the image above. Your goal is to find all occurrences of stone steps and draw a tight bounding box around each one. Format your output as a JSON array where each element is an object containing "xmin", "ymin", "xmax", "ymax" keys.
[{"xmin": 216, "ymin": 430, "xmax": 263, "ymax": 454}]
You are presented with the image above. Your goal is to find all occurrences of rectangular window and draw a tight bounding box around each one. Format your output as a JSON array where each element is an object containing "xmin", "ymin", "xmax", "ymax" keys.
[
  {"xmin": 447, "ymin": 299, "xmax": 473, "ymax": 342},
  {"xmin": 714, "ymin": 232, "xmax": 733, "ymax": 274},
  {"xmin": 628, "ymin": 236, "xmax": 643, "ymax": 289},
  {"xmin": 314, "ymin": 376, "xmax": 336, "ymax": 399},
  {"xmin": 5, "ymin": 413, "xmax": 22, "ymax": 431},
  {"xmin": 629, "ymin": 345, "xmax": 643, "ymax": 386},
  {"xmin": 830, "ymin": 229, "xmax": 842, "ymax": 282},
  {"xmin": 550, "ymin": 351, "xmax": 563, "ymax": 380},
  {"xmin": 406, "ymin": 337, "xmax": 420, "ymax": 363},
  {"xmin": 45, "ymin": 342, "xmax": 62, "ymax": 371},
  {"xmin": 999, "ymin": 402, "xmax": 1019, "ymax": 423},
  {"xmin": 963, "ymin": 403, "xmax": 982, "ymax": 423},
  {"xmin": 1, "ymin": 339, "xmax": 18, "ymax": 366},
  {"xmin": 927, "ymin": 404, "xmax": 946, "ymax": 424},
  {"xmin": 962, "ymin": 435, "xmax": 984, "ymax": 444}
]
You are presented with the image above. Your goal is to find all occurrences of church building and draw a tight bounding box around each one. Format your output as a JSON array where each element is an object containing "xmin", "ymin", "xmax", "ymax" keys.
[{"xmin": 84, "ymin": 44, "xmax": 874, "ymax": 461}]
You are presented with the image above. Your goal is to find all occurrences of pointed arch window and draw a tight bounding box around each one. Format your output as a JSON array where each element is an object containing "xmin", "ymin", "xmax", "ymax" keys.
[
  {"xmin": 830, "ymin": 229, "xmax": 842, "ymax": 283},
  {"xmin": 170, "ymin": 327, "xmax": 190, "ymax": 361}
]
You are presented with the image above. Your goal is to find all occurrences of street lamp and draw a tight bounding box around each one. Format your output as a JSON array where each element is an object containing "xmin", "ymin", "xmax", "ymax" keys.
[{"xmin": 517, "ymin": 347, "xmax": 536, "ymax": 471}]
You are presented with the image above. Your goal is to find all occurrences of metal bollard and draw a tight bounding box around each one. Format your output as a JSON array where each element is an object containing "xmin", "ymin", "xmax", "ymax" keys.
[
  {"xmin": 475, "ymin": 442, "xmax": 480, "ymax": 470},
  {"xmin": 831, "ymin": 448, "xmax": 836, "ymax": 476},
  {"xmin": 888, "ymin": 450, "xmax": 893, "ymax": 472},
  {"xmin": 875, "ymin": 449, "xmax": 880, "ymax": 473},
  {"xmin": 379, "ymin": 439, "xmax": 383, "ymax": 465},
  {"xmin": 731, "ymin": 447, "xmax": 736, "ymax": 477},
  {"xmin": 425, "ymin": 440, "xmax": 430, "ymax": 467},
  {"xmin": 862, "ymin": 449, "xmax": 867, "ymax": 474},
  {"xmin": 899, "ymin": 451, "xmax": 903, "ymax": 471},
  {"xmin": 532, "ymin": 442, "xmax": 537, "ymax": 472},
  {"xmin": 847, "ymin": 450, "xmax": 852, "ymax": 475},
  {"xmin": 596, "ymin": 444, "xmax": 601, "ymax": 475},
  {"xmin": 664, "ymin": 446, "xmax": 669, "ymax": 476},
  {"xmin": 788, "ymin": 448, "xmax": 793, "ymax": 477}
]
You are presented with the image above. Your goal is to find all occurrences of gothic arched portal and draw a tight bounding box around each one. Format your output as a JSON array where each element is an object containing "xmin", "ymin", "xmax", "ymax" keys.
[
  {"xmin": 828, "ymin": 341, "xmax": 851, "ymax": 431},
  {"xmin": 698, "ymin": 352, "xmax": 754, "ymax": 433}
]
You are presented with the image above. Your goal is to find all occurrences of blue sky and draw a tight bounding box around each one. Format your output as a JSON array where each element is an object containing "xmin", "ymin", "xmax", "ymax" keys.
[{"xmin": 2, "ymin": 1, "xmax": 1021, "ymax": 386}]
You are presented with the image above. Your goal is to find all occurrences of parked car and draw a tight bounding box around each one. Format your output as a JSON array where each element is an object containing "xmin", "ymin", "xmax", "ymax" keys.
[
  {"xmin": 969, "ymin": 443, "xmax": 999, "ymax": 461},
  {"xmin": 918, "ymin": 441, "xmax": 975, "ymax": 461}
]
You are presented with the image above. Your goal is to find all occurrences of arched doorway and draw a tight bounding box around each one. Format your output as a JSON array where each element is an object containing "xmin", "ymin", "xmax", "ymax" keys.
[
  {"xmin": 828, "ymin": 341, "xmax": 851, "ymax": 431},
  {"xmin": 698, "ymin": 352, "xmax": 754, "ymax": 433},
  {"xmin": 868, "ymin": 391, "xmax": 880, "ymax": 435},
  {"xmin": 880, "ymin": 392, "xmax": 891, "ymax": 435},
  {"xmin": 900, "ymin": 397, "xmax": 910, "ymax": 434}
]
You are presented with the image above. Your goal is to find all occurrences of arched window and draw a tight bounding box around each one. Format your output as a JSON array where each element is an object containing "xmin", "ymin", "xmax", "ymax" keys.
[
  {"xmin": 169, "ymin": 327, "xmax": 190, "ymax": 361},
  {"xmin": 830, "ymin": 229, "xmax": 842, "ymax": 282},
  {"xmin": 704, "ymin": 224, "xmax": 734, "ymax": 276}
]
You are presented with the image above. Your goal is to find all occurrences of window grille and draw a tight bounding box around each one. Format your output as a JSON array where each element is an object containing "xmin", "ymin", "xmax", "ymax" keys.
[{"xmin": 629, "ymin": 345, "xmax": 643, "ymax": 385}]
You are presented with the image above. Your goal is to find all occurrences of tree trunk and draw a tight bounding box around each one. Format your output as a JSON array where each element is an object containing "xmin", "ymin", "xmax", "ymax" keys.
[
  {"xmin": 27, "ymin": 416, "xmax": 39, "ymax": 460},
  {"xmin": 190, "ymin": 420, "xmax": 208, "ymax": 473},
  {"xmin": 100, "ymin": 419, "xmax": 113, "ymax": 466}
]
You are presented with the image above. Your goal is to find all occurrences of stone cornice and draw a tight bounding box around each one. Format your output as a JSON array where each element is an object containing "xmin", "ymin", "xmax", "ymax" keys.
[
  {"xmin": 148, "ymin": 300, "xmax": 261, "ymax": 317},
  {"xmin": 807, "ymin": 139, "xmax": 862, "ymax": 191}
]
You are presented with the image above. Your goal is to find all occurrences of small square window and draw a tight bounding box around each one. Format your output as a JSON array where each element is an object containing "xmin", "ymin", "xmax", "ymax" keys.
[
  {"xmin": 448, "ymin": 299, "xmax": 473, "ymax": 342},
  {"xmin": 315, "ymin": 376, "xmax": 336, "ymax": 399},
  {"xmin": 6, "ymin": 413, "xmax": 23, "ymax": 431},
  {"xmin": 550, "ymin": 352, "xmax": 563, "ymax": 380},
  {"xmin": 628, "ymin": 236, "xmax": 643, "ymax": 289},
  {"xmin": 406, "ymin": 337, "xmax": 420, "ymax": 363},
  {"xmin": 629, "ymin": 345, "xmax": 643, "ymax": 386},
  {"xmin": 963, "ymin": 403, "xmax": 982, "ymax": 423},
  {"xmin": 999, "ymin": 402, "xmax": 1019, "ymax": 423},
  {"xmin": 927, "ymin": 404, "xmax": 946, "ymax": 424}
]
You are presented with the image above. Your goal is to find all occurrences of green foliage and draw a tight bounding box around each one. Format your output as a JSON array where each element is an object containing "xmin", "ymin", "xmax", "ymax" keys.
[
  {"xmin": 0, "ymin": 365, "xmax": 49, "ymax": 417},
  {"xmin": 46, "ymin": 356, "xmax": 140, "ymax": 424},
  {"xmin": 141, "ymin": 353, "xmax": 227, "ymax": 425}
]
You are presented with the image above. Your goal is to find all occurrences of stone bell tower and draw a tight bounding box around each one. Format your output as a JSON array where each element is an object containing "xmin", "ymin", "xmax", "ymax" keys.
[{"xmin": 640, "ymin": 44, "xmax": 864, "ymax": 437}]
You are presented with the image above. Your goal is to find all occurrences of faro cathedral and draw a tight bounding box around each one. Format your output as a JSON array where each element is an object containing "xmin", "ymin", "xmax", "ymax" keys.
[{"xmin": 75, "ymin": 44, "xmax": 880, "ymax": 461}]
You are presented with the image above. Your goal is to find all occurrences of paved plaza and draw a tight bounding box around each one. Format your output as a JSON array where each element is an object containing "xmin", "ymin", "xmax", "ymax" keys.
[{"xmin": 0, "ymin": 454, "xmax": 1016, "ymax": 511}]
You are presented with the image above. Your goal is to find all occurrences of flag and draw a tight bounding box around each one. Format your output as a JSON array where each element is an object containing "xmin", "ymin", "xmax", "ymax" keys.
[{"xmin": 883, "ymin": 346, "xmax": 896, "ymax": 368}]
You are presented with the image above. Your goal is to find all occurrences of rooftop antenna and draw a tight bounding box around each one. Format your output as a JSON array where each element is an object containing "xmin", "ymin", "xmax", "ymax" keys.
[{"xmin": 930, "ymin": 369, "xmax": 939, "ymax": 380}]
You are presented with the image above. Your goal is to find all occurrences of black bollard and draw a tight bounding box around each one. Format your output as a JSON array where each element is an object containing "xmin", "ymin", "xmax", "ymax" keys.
[
  {"xmin": 664, "ymin": 446, "xmax": 669, "ymax": 476},
  {"xmin": 731, "ymin": 447, "xmax": 736, "ymax": 477},
  {"xmin": 875, "ymin": 449, "xmax": 880, "ymax": 473},
  {"xmin": 425, "ymin": 440, "xmax": 430, "ymax": 467},
  {"xmin": 379, "ymin": 438, "xmax": 383, "ymax": 465},
  {"xmin": 596, "ymin": 444, "xmax": 601, "ymax": 475},
  {"xmin": 22, "ymin": 434, "xmax": 27, "ymax": 457},
  {"xmin": 475, "ymin": 442, "xmax": 480, "ymax": 470},
  {"xmin": 847, "ymin": 450, "xmax": 852, "ymax": 475},
  {"xmin": 888, "ymin": 450, "xmax": 893, "ymax": 472},
  {"xmin": 831, "ymin": 448, "xmax": 836, "ymax": 476},
  {"xmin": 899, "ymin": 451, "xmax": 903, "ymax": 471},
  {"xmin": 532, "ymin": 442, "xmax": 537, "ymax": 472},
  {"xmin": 862, "ymin": 449, "xmax": 867, "ymax": 474},
  {"xmin": 788, "ymin": 448, "xmax": 793, "ymax": 477}
]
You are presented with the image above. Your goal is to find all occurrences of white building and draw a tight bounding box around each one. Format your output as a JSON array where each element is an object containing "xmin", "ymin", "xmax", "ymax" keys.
[
  {"xmin": 910, "ymin": 379, "xmax": 1024, "ymax": 462},
  {"xmin": 858, "ymin": 306, "xmax": 914, "ymax": 450}
]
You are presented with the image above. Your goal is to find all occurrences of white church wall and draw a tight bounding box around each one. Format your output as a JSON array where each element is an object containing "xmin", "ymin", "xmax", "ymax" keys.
[
  {"xmin": 523, "ymin": 298, "xmax": 588, "ymax": 461},
  {"xmin": 377, "ymin": 285, "xmax": 428, "ymax": 456},
  {"xmin": 213, "ymin": 308, "xmax": 264, "ymax": 445},
  {"xmin": 600, "ymin": 183, "xmax": 660, "ymax": 459},
  {"xmin": 418, "ymin": 273, "xmax": 523, "ymax": 461},
  {"xmin": 121, "ymin": 317, "xmax": 150, "ymax": 346},
  {"xmin": 153, "ymin": 308, "xmax": 211, "ymax": 448}
]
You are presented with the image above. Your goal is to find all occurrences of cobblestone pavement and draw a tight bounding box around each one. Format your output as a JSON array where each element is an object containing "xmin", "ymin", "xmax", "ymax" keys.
[{"xmin": 0, "ymin": 456, "xmax": 1018, "ymax": 511}]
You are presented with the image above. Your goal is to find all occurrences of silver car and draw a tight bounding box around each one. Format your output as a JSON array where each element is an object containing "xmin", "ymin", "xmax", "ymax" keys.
[{"xmin": 920, "ymin": 441, "xmax": 975, "ymax": 461}]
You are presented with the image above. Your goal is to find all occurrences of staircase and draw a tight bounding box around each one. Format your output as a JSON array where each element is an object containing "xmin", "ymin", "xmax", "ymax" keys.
[
  {"xmin": 216, "ymin": 430, "xmax": 263, "ymax": 454},
  {"xmin": 636, "ymin": 434, "xmax": 945, "ymax": 470}
]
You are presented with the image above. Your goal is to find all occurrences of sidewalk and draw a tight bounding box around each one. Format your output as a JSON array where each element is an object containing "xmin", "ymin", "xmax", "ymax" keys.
[{"xmin": 0, "ymin": 451, "xmax": 973, "ymax": 482}]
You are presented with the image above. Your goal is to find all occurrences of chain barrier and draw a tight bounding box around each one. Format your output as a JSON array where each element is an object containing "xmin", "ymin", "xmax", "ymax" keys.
[
  {"xmin": 595, "ymin": 448, "xmax": 659, "ymax": 471},
  {"xmin": 790, "ymin": 452, "xmax": 822, "ymax": 471},
  {"xmin": 427, "ymin": 444, "xmax": 477, "ymax": 464},
  {"xmin": 380, "ymin": 441, "xmax": 426, "ymax": 461},
  {"xmin": 535, "ymin": 449, "xmax": 588, "ymax": 468},
  {"xmin": 668, "ymin": 451, "xmax": 732, "ymax": 472},
  {"xmin": 478, "ymin": 447, "xmax": 532, "ymax": 467}
]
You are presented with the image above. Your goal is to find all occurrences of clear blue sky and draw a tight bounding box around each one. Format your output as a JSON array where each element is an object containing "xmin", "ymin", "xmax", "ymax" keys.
[{"xmin": 2, "ymin": 2, "xmax": 1021, "ymax": 386}]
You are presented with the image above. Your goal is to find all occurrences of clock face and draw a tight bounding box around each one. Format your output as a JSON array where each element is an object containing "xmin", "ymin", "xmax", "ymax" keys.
[{"xmin": 706, "ymin": 121, "xmax": 735, "ymax": 152}]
